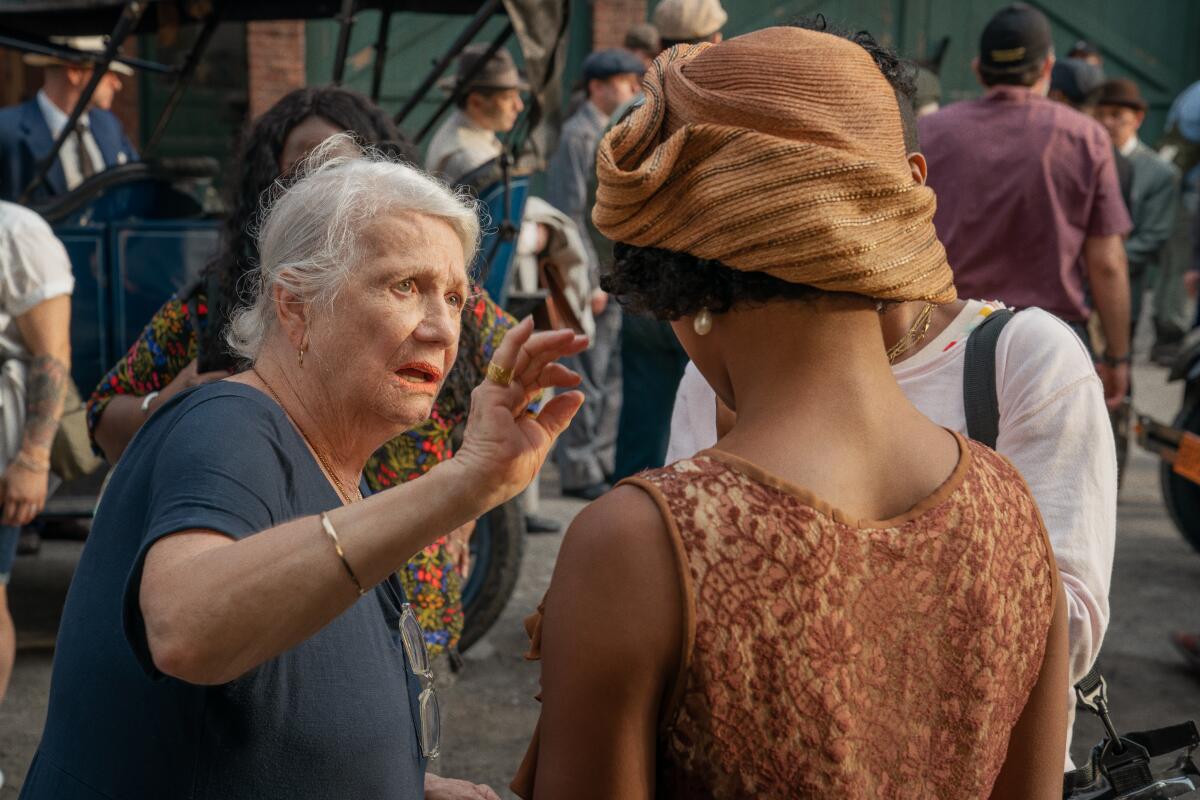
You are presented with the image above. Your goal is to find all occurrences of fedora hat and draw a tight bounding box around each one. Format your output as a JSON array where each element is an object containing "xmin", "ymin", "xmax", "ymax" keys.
[
  {"xmin": 22, "ymin": 36, "xmax": 134, "ymax": 76},
  {"xmin": 1096, "ymin": 78, "xmax": 1148, "ymax": 112},
  {"xmin": 437, "ymin": 44, "xmax": 529, "ymax": 94}
]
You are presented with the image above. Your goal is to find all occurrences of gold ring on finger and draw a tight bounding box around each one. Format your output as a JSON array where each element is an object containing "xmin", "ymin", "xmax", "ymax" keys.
[{"xmin": 487, "ymin": 361, "xmax": 514, "ymax": 387}]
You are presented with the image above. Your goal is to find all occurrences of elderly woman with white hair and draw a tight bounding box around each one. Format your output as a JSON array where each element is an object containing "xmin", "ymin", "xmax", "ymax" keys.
[{"xmin": 18, "ymin": 138, "xmax": 587, "ymax": 800}]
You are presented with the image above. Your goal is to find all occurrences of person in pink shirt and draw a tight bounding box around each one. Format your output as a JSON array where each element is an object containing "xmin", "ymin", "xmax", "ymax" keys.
[{"xmin": 918, "ymin": 3, "xmax": 1133, "ymax": 413}]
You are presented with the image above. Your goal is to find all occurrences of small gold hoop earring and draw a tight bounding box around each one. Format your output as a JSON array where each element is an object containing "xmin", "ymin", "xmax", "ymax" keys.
[
  {"xmin": 298, "ymin": 347, "xmax": 306, "ymax": 368},
  {"xmin": 693, "ymin": 308, "xmax": 713, "ymax": 336}
]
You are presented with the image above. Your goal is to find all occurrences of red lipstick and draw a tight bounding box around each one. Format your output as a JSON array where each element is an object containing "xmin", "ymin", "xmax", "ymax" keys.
[{"xmin": 396, "ymin": 361, "xmax": 444, "ymax": 384}]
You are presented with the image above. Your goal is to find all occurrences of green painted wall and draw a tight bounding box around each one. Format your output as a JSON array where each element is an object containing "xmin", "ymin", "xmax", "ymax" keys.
[
  {"xmin": 306, "ymin": 9, "xmax": 518, "ymax": 150},
  {"xmin": 137, "ymin": 23, "xmax": 249, "ymax": 169}
]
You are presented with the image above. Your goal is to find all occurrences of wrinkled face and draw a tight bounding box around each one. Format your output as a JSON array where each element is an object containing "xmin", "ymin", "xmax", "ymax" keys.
[
  {"xmin": 278, "ymin": 115, "xmax": 344, "ymax": 175},
  {"xmin": 589, "ymin": 73, "xmax": 642, "ymax": 117},
  {"xmin": 470, "ymin": 88, "xmax": 525, "ymax": 133},
  {"xmin": 1094, "ymin": 104, "xmax": 1142, "ymax": 148},
  {"xmin": 309, "ymin": 211, "xmax": 469, "ymax": 431}
]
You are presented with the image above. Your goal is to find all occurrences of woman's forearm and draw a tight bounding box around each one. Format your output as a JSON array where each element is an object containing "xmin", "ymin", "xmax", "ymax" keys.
[
  {"xmin": 140, "ymin": 457, "xmax": 484, "ymax": 685},
  {"xmin": 92, "ymin": 394, "xmax": 156, "ymax": 463}
]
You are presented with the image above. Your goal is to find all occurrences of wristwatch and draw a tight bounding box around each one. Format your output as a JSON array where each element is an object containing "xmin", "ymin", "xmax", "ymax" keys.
[
  {"xmin": 1101, "ymin": 352, "xmax": 1132, "ymax": 367},
  {"xmin": 140, "ymin": 391, "xmax": 161, "ymax": 414}
]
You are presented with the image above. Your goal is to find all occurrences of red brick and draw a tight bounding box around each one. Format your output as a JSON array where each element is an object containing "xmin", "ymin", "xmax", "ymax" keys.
[
  {"xmin": 593, "ymin": 0, "xmax": 648, "ymax": 50},
  {"xmin": 246, "ymin": 21, "xmax": 306, "ymax": 120}
]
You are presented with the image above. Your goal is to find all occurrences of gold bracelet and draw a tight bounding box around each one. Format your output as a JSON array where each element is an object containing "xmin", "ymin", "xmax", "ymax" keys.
[{"xmin": 320, "ymin": 512, "xmax": 366, "ymax": 596}]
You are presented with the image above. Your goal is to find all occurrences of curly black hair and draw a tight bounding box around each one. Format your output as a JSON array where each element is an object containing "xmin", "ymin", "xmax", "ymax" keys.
[
  {"xmin": 192, "ymin": 85, "xmax": 411, "ymax": 371},
  {"xmin": 600, "ymin": 20, "xmax": 919, "ymax": 320},
  {"xmin": 601, "ymin": 244, "xmax": 824, "ymax": 320}
]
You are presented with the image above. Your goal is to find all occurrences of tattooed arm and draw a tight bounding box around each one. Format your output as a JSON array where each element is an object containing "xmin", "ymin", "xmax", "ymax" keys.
[{"xmin": 1, "ymin": 295, "xmax": 71, "ymax": 526}]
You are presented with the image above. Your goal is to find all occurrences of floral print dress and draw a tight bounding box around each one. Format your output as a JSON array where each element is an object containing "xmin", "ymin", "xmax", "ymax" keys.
[{"xmin": 87, "ymin": 290, "xmax": 516, "ymax": 655}]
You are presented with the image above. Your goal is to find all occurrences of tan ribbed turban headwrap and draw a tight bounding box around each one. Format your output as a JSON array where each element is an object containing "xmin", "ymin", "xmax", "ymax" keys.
[{"xmin": 593, "ymin": 26, "xmax": 957, "ymax": 304}]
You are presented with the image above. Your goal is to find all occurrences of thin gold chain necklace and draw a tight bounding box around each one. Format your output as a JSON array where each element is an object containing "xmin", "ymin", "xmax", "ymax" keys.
[
  {"xmin": 252, "ymin": 369, "xmax": 362, "ymax": 505},
  {"xmin": 886, "ymin": 303, "xmax": 936, "ymax": 364}
]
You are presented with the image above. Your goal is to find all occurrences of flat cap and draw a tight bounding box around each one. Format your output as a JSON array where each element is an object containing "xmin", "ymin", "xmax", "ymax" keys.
[
  {"xmin": 1050, "ymin": 58, "xmax": 1105, "ymax": 105},
  {"xmin": 582, "ymin": 48, "xmax": 647, "ymax": 82},
  {"xmin": 652, "ymin": 0, "xmax": 727, "ymax": 43}
]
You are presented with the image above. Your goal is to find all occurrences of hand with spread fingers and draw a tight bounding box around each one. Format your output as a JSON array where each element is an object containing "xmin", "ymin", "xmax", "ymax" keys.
[{"xmin": 453, "ymin": 316, "xmax": 588, "ymax": 510}]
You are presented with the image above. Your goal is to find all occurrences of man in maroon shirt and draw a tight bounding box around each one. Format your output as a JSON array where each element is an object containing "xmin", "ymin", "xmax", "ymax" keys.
[{"xmin": 919, "ymin": 3, "xmax": 1133, "ymax": 410}]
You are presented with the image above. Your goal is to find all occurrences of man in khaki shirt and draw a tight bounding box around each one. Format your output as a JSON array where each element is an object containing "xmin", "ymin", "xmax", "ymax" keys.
[{"xmin": 425, "ymin": 45, "xmax": 527, "ymax": 184}]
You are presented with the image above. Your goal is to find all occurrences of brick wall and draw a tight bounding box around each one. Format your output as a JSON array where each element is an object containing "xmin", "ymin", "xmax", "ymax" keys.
[
  {"xmin": 593, "ymin": 0, "xmax": 648, "ymax": 49},
  {"xmin": 246, "ymin": 21, "xmax": 306, "ymax": 120}
]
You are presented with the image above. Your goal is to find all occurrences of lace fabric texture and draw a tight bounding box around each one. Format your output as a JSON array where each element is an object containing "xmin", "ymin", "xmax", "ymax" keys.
[{"xmin": 627, "ymin": 436, "xmax": 1056, "ymax": 799}]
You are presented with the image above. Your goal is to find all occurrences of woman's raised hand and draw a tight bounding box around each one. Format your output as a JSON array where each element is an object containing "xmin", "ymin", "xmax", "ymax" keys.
[{"xmin": 454, "ymin": 317, "xmax": 587, "ymax": 510}]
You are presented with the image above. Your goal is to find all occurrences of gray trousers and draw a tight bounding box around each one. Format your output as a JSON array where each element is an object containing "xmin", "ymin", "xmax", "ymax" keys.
[
  {"xmin": 554, "ymin": 303, "xmax": 622, "ymax": 489},
  {"xmin": 1148, "ymin": 191, "xmax": 1198, "ymax": 338}
]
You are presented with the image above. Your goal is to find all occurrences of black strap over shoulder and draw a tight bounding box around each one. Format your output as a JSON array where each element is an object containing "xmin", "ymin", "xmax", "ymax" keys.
[{"xmin": 963, "ymin": 309, "xmax": 1016, "ymax": 449}]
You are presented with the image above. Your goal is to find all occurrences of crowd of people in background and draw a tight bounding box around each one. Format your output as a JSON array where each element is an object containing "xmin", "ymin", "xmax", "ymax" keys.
[{"xmin": 0, "ymin": 0, "xmax": 1197, "ymax": 796}]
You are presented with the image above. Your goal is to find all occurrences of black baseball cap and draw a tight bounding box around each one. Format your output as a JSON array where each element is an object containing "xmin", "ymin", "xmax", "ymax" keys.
[
  {"xmin": 979, "ymin": 3, "xmax": 1053, "ymax": 74},
  {"xmin": 1050, "ymin": 57, "xmax": 1104, "ymax": 104}
]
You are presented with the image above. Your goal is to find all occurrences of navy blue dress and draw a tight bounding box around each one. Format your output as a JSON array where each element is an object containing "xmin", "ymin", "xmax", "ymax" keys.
[{"xmin": 20, "ymin": 382, "xmax": 426, "ymax": 799}]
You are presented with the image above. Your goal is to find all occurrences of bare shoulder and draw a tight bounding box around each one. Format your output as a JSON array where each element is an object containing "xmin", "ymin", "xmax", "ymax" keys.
[
  {"xmin": 552, "ymin": 484, "xmax": 678, "ymax": 607},
  {"xmin": 544, "ymin": 484, "xmax": 682, "ymax": 675}
]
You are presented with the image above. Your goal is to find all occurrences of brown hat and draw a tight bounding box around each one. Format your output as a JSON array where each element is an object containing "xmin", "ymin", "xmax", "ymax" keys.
[
  {"xmin": 653, "ymin": 0, "xmax": 727, "ymax": 42},
  {"xmin": 1096, "ymin": 78, "xmax": 1148, "ymax": 112},
  {"xmin": 593, "ymin": 27, "xmax": 956, "ymax": 304},
  {"xmin": 22, "ymin": 36, "xmax": 134, "ymax": 77},
  {"xmin": 438, "ymin": 44, "xmax": 529, "ymax": 93}
]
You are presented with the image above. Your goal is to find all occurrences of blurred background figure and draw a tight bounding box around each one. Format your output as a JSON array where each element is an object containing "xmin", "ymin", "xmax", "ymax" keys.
[
  {"xmin": 911, "ymin": 35, "xmax": 950, "ymax": 118},
  {"xmin": 0, "ymin": 36, "xmax": 137, "ymax": 202},
  {"xmin": 912, "ymin": 65, "xmax": 942, "ymax": 117},
  {"xmin": 1069, "ymin": 39, "xmax": 1104, "ymax": 67},
  {"xmin": 0, "ymin": 200, "xmax": 73, "ymax": 792},
  {"xmin": 545, "ymin": 48, "xmax": 644, "ymax": 501},
  {"xmin": 623, "ymin": 22, "xmax": 661, "ymax": 69},
  {"xmin": 1160, "ymin": 79, "xmax": 1200, "ymax": 341},
  {"xmin": 1049, "ymin": 56, "xmax": 1106, "ymax": 111},
  {"xmin": 425, "ymin": 44, "xmax": 528, "ymax": 183},
  {"xmin": 1093, "ymin": 79, "xmax": 1181, "ymax": 351},
  {"xmin": 652, "ymin": 0, "xmax": 726, "ymax": 47},
  {"xmin": 919, "ymin": 4, "xmax": 1132, "ymax": 416},
  {"xmin": 606, "ymin": 0, "xmax": 728, "ymax": 484}
]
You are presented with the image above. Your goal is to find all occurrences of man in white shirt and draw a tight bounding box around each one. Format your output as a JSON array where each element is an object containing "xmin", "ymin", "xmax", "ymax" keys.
[
  {"xmin": 665, "ymin": 29, "xmax": 1116, "ymax": 766},
  {"xmin": 0, "ymin": 36, "xmax": 137, "ymax": 202},
  {"xmin": 424, "ymin": 45, "xmax": 527, "ymax": 184},
  {"xmin": 0, "ymin": 201, "xmax": 74, "ymax": 789}
]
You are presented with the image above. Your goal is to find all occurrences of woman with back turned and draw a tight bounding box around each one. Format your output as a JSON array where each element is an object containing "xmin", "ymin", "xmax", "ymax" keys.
[{"xmin": 514, "ymin": 27, "xmax": 1068, "ymax": 800}]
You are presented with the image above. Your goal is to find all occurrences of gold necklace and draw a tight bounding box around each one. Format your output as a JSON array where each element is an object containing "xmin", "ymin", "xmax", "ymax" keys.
[
  {"xmin": 252, "ymin": 369, "xmax": 362, "ymax": 505},
  {"xmin": 886, "ymin": 302, "xmax": 936, "ymax": 364}
]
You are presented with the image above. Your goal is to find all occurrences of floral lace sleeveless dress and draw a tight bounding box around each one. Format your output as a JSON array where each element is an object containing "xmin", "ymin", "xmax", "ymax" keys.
[{"xmin": 516, "ymin": 433, "xmax": 1058, "ymax": 798}]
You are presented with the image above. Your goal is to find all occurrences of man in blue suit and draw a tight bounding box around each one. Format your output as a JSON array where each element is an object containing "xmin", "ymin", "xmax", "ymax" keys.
[{"xmin": 0, "ymin": 36, "xmax": 138, "ymax": 203}]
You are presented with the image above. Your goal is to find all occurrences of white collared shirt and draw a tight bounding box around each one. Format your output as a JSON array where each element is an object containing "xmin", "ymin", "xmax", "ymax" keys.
[
  {"xmin": 1118, "ymin": 135, "xmax": 1140, "ymax": 158},
  {"xmin": 36, "ymin": 90, "xmax": 107, "ymax": 190},
  {"xmin": 424, "ymin": 110, "xmax": 503, "ymax": 182}
]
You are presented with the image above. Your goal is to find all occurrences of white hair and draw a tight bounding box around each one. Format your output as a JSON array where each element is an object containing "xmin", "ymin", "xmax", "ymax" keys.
[{"xmin": 226, "ymin": 133, "xmax": 482, "ymax": 362}]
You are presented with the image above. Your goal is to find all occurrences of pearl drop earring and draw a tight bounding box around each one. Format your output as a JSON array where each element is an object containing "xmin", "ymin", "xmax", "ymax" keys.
[{"xmin": 693, "ymin": 308, "xmax": 713, "ymax": 336}]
